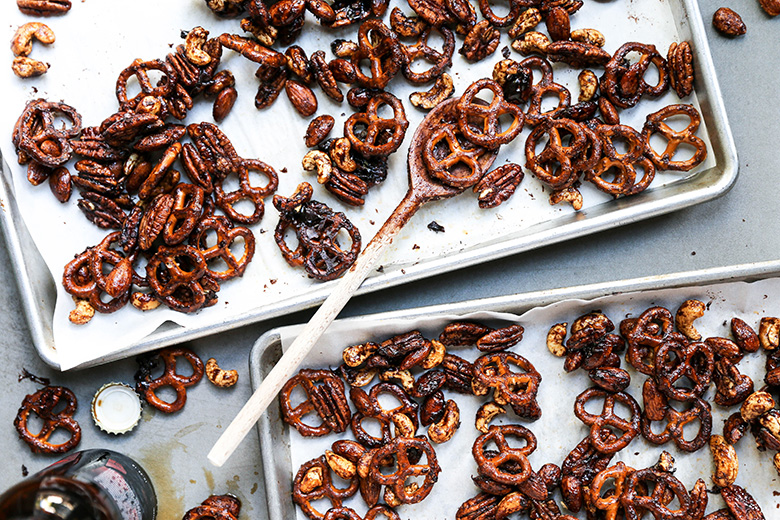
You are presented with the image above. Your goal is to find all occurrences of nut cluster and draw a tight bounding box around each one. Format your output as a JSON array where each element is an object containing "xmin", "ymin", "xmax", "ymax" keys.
[{"xmin": 282, "ymin": 320, "xmax": 530, "ymax": 518}]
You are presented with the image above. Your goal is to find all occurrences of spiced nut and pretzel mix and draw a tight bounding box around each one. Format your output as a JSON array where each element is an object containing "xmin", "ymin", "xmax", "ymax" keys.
[
  {"xmin": 280, "ymin": 300, "xmax": 776, "ymax": 519},
  {"xmin": 10, "ymin": 0, "xmax": 711, "ymax": 326}
]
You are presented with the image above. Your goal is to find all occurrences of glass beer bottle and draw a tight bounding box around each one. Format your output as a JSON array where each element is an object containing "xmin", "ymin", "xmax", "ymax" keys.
[{"xmin": 0, "ymin": 449, "xmax": 157, "ymax": 520}]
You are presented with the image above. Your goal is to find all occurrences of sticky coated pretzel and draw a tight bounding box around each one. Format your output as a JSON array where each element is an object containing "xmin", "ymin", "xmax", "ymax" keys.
[
  {"xmin": 621, "ymin": 468, "xmax": 692, "ymax": 520},
  {"xmin": 642, "ymin": 104, "xmax": 707, "ymax": 172},
  {"xmin": 14, "ymin": 386, "xmax": 81, "ymax": 454},
  {"xmin": 640, "ymin": 395, "xmax": 712, "ymax": 452},
  {"xmin": 473, "ymin": 352, "xmax": 541, "ymax": 415},
  {"xmin": 524, "ymin": 118, "xmax": 588, "ymax": 189},
  {"xmin": 146, "ymin": 244, "xmax": 209, "ymax": 313},
  {"xmin": 115, "ymin": 58, "xmax": 177, "ymax": 110},
  {"xmin": 573, "ymin": 388, "xmax": 641, "ymax": 454},
  {"xmin": 654, "ymin": 337, "xmax": 714, "ymax": 401},
  {"xmin": 401, "ymin": 25, "xmax": 455, "ymax": 84},
  {"xmin": 281, "ymin": 368, "xmax": 351, "ymax": 437},
  {"xmin": 456, "ymin": 79, "xmax": 524, "ymax": 149},
  {"xmin": 423, "ymin": 123, "xmax": 487, "ymax": 188},
  {"xmin": 134, "ymin": 346, "xmax": 204, "ymax": 413},
  {"xmin": 350, "ymin": 19, "xmax": 404, "ymax": 89},
  {"xmin": 368, "ymin": 436, "xmax": 441, "ymax": 504},
  {"xmin": 190, "ymin": 216, "xmax": 255, "ymax": 282},
  {"xmin": 623, "ymin": 306, "xmax": 674, "ymax": 375},
  {"xmin": 13, "ymin": 98, "xmax": 82, "ymax": 167},
  {"xmin": 344, "ymin": 91, "xmax": 409, "ymax": 157},
  {"xmin": 293, "ymin": 455, "xmax": 359, "ymax": 520},
  {"xmin": 601, "ymin": 42, "xmax": 669, "ymax": 109},
  {"xmin": 164, "ymin": 183, "xmax": 205, "ymax": 245},
  {"xmin": 214, "ymin": 158, "xmax": 279, "ymax": 225},
  {"xmin": 472, "ymin": 425, "xmax": 537, "ymax": 486},
  {"xmin": 589, "ymin": 461, "xmax": 635, "ymax": 520}
]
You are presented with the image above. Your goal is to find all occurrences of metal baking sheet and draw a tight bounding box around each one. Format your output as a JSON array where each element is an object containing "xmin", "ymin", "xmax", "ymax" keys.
[
  {"xmin": 1, "ymin": 0, "xmax": 737, "ymax": 370},
  {"xmin": 249, "ymin": 259, "xmax": 780, "ymax": 520}
]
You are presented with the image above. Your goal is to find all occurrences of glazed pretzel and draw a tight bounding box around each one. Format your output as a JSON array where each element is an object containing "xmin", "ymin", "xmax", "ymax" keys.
[
  {"xmin": 190, "ymin": 216, "xmax": 255, "ymax": 282},
  {"xmin": 601, "ymin": 42, "xmax": 669, "ymax": 109},
  {"xmin": 524, "ymin": 118, "xmax": 588, "ymax": 189},
  {"xmin": 350, "ymin": 19, "xmax": 404, "ymax": 89},
  {"xmin": 423, "ymin": 123, "xmax": 488, "ymax": 188},
  {"xmin": 13, "ymin": 98, "xmax": 82, "ymax": 167},
  {"xmin": 135, "ymin": 347, "xmax": 204, "ymax": 413},
  {"xmin": 622, "ymin": 468, "xmax": 692, "ymax": 520},
  {"xmin": 640, "ymin": 395, "xmax": 712, "ymax": 452},
  {"xmin": 274, "ymin": 184, "xmax": 362, "ymax": 281},
  {"xmin": 478, "ymin": 0, "xmax": 524, "ymax": 27},
  {"xmin": 642, "ymin": 104, "xmax": 707, "ymax": 172},
  {"xmin": 183, "ymin": 494, "xmax": 241, "ymax": 520},
  {"xmin": 589, "ymin": 461, "xmax": 635, "ymax": 520},
  {"xmin": 456, "ymin": 79, "xmax": 524, "ymax": 149},
  {"xmin": 62, "ymin": 249, "xmax": 97, "ymax": 299},
  {"xmin": 473, "ymin": 352, "xmax": 541, "ymax": 413},
  {"xmin": 213, "ymin": 158, "xmax": 278, "ymax": 225},
  {"xmin": 87, "ymin": 234, "xmax": 134, "ymax": 313},
  {"xmin": 344, "ymin": 91, "xmax": 409, "ymax": 157},
  {"xmin": 164, "ymin": 183, "xmax": 205, "ymax": 245},
  {"xmin": 115, "ymin": 58, "xmax": 177, "ymax": 110},
  {"xmin": 655, "ymin": 338, "xmax": 714, "ymax": 401},
  {"xmin": 623, "ymin": 306, "xmax": 674, "ymax": 375},
  {"xmin": 14, "ymin": 386, "xmax": 81, "ymax": 454},
  {"xmin": 586, "ymin": 123, "xmax": 656, "ymax": 196},
  {"xmin": 293, "ymin": 456, "xmax": 359, "ymax": 520},
  {"xmin": 472, "ymin": 425, "xmax": 537, "ymax": 486},
  {"xmin": 368, "ymin": 436, "xmax": 441, "ymax": 504},
  {"xmin": 574, "ymin": 388, "xmax": 641, "ymax": 454},
  {"xmin": 281, "ymin": 369, "xmax": 351, "ymax": 437},
  {"xmin": 519, "ymin": 56, "xmax": 570, "ymax": 127},
  {"xmin": 146, "ymin": 244, "xmax": 207, "ymax": 298},
  {"xmin": 401, "ymin": 25, "xmax": 455, "ymax": 84}
]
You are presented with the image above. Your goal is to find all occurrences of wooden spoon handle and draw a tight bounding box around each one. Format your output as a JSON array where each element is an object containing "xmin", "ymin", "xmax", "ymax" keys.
[{"xmin": 208, "ymin": 191, "xmax": 423, "ymax": 467}]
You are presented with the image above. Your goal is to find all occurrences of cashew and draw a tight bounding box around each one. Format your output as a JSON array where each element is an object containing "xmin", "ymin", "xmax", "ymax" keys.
[
  {"xmin": 675, "ymin": 299, "xmax": 706, "ymax": 340},
  {"xmin": 572, "ymin": 312, "xmax": 612, "ymax": 333},
  {"xmin": 549, "ymin": 186, "xmax": 583, "ymax": 211},
  {"xmin": 493, "ymin": 388, "xmax": 509, "ymax": 405},
  {"xmin": 324, "ymin": 450, "xmax": 357, "ymax": 480},
  {"xmin": 383, "ymin": 487, "xmax": 402, "ymax": 508},
  {"xmin": 12, "ymin": 22, "xmax": 55, "ymax": 57},
  {"xmin": 492, "ymin": 59, "xmax": 520, "ymax": 87},
  {"xmin": 471, "ymin": 377, "xmax": 490, "ymax": 396},
  {"xmin": 710, "ymin": 435, "xmax": 738, "ymax": 488},
  {"xmin": 759, "ymin": 317, "xmax": 780, "ymax": 350},
  {"xmin": 571, "ymin": 28, "xmax": 606, "ymax": 48},
  {"xmin": 348, "ymin": 367, "xmax": 377, "ymax": 387},
  {"xmin": 652, "ymin": 451, "xmax": 676, "ymax": 473},
  {"xmin": 409, "ymin": 72, "xmax": 454, "ymax": 110},
  {"xmin": 131, "ymin": 291, "xmax": 161, "ymax": 311},
  {"xmin": 379, "ymin": 368, "xmax": 415, "ymax": 394},
  {"xmin": 475, "ymin": 401, "xmax": 506, "ymax": 433},
  {"xmin": 302, "ymin": 150, "xmax": 332, "ymax": 184},
  {"xmin": 740, "ymin": 391, "xmax": 775, "ymax": 422},
  {"xmin": 68, "ymin": 298, "xmax": 95, "ymax": 325},
  {"xmin": 420, "ymin": 339, "xmax": 446, "ymax": 369},
  {"xmin": 511, "ymin": 31, "xmax": 550, "ymax": 55},
  {"xmin": 329, "ymin": 138, "xmax": 357, "ymax": 173},
  {"xmin": 332, "ymin": 39, "xmax": 359, "ymax": 58},
  {"xmin": 508, "ymin": 8, "xmax": 542, "ymax": 38},
  {"xmin": 759, "ymin": 411, "xmax": 780, "ymax": 440},
  {"xmin": 391, "ymin": 412, "xmax": 416, "ymax": 438},
  {"xmin": 12, "ymin": 56, "xmax": 49, "ymax": 78},
  {"xmin": 342, "ymin": 342, "xmax": 377, "ymax": 367},
  {"xmin": 428, "ymin": 399, "xmax": 460, "ymax": 443},
  {"xmin": 184, "ymin": 27, "xmax": 212, "ymax": 66},
  {"xmin": 205, "ymin": 358, "xmax": 239, "ymax": 387},
  {"xmin": 299, "ymin": 466, "xmax": 323, "ymax": 494},
  {"xmin": 546, "ymin": 322, "xmax": 568, "ymax": 357},
  {"xmin": 578, "ymin": 69, "xmax": 599, "ymax": 102}
]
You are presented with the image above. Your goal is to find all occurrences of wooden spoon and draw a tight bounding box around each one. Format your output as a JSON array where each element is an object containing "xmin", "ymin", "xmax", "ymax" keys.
[{"xmin": 208, "ymin": 97, "xmax": 499, "ymax": 467}]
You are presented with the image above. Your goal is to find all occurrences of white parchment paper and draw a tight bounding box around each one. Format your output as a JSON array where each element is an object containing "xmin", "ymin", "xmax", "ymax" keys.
[
  {"xmin": 279, "ymin": 276, "xmax": 780, "ymax": 519},
  {"xmin": 0, "ymin": 0, "xmax": 715, "ymax": 369}
]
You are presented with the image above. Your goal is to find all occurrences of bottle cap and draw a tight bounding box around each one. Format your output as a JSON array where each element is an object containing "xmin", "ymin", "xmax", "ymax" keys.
[{"xmin": 91, "ymin": 382, "xmax": 142, "ymax": 435}]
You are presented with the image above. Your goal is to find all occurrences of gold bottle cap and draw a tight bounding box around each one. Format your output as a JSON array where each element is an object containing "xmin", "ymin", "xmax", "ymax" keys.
[{"xmin": 91, "ymin": 382, "xmax": 142, "ymax": 435}]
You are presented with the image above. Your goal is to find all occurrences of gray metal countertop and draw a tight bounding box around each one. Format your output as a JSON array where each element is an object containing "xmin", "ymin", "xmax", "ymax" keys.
[{"xmin": 0, "ymin": 1, "xmax": 777, "ymax": 517}]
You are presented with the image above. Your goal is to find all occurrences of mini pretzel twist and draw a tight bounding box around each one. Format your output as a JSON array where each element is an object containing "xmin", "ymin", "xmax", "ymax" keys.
[
  {"xmin": 473, "ymin": 352, "xmax": 541, "ymax": 417},
  {"xmin": 654, "ymin": 337, "xmax": 714, "ymax": 401},
  {"xmin": 190, "ymin": 216, "xmax": 256, "ymax": 281},
  {"xmin": 601, "ymin": 42, "xmax": 669, "ymax": 109},
  {"xmin": 293, "ymin": 455, "xmax": 359, "ymax": 520},
  {"xmin": 134, "ymin": 347, "xmax": 204, "ymax": 413},
  {"xmin": 13, "ymin": 98, "xmax": 82, "ymax": 167},
  {"xmin": 164, "ymin": 183, "xmax": 205, "ymax": 245},
  {"xmin": 457, "ymin": 79, "xmax": 524, "ymax": 149},
  {"xmin": 423, "ymin": 123, "xmax": 488, "ymax": 188},
  {"xmin": 214, "ymin": 158, "xmax": 278, "ymax": 225},
  {"xmin": 350, "ymin": 19, "xmax": 404, "ymax": 89},
  {"xmin": 368, "ymin": 436, "xmax": 441, "ymax": 504},
  {"xmin": 350, "ymin": 382, "xmax": 419, "ymax": 447},
  {"xmin": 589, "ymin": 461, "xmax": 635, "ymax": 520},
  {"xmin": 574, "ymin": 388, "xmax": 641, "ymax": 454},
  {"xmin": 622, "ymin": 468, "xmax": 692, "ymax": 520},
  {"xmin": 145, "ymin": 245, "xmax": 211, "ymax": 312},
  {"xmin": 14, "ymin": 386, "xmax": 81, "ymax": 454},
  {"xmin": 640, "ymin": 395, "xmax": 712, "ymax": 452},
  {"xmin": 280, "ymin": 369, "xmax": 351, "ymax": 437},
  {"xmin": 401, "ymin": 26, "xmax": 455, "ymax": 84},
  {"xmin": 642, "ymin": 104, "xmax": 707, "ymax": 172},
  {"xmin": 115, "ymin": 58, "xmax": 178, "ymax": 110},
  {"xmin": 622, "ymin": 306, "xmax": 674, "ymax": 375},
  {"xmin": 524, "ymin": 118, "xmax": 588, "ymax": 190},
  {"xmin": 344, "ymin": 92, "xmax": 409, "ymax": 157},
  {"xmin": 472, "ymin": 424, "xmax": 537, "ymax": 486}
]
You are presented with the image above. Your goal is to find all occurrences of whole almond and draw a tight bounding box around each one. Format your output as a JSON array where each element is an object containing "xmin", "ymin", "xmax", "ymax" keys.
[
  {"xmin": 712, "ymin": 7, "xmax": 747, "ymax": 36},
  {"xmin": 285, "ymin": 79, "xmax": 318, "ymax": 117},
  {"xmin": 760, "ymin": 0, "xmax": 780, "ymax": 16}
]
